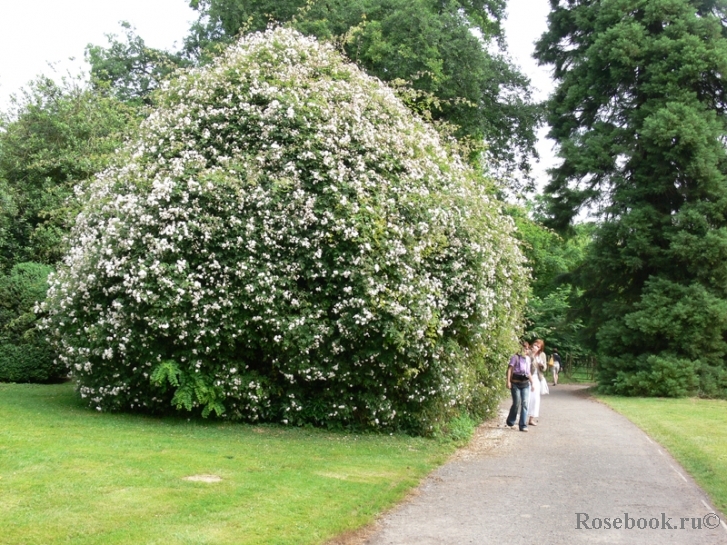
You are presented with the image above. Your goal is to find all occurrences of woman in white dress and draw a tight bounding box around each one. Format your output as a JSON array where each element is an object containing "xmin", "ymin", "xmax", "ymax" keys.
[{"xmin": 528, "ymin": 339, "xmax": 547, "ymax": 426}]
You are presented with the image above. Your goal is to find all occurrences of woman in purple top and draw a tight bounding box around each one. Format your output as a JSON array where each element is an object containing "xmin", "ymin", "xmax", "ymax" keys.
[{"xmin": 506, "ymin": 341, "xmax": 535, "ymax": 431}]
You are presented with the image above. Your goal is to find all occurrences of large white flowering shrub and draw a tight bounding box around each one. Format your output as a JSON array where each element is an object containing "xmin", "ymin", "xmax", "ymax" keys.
[{"xmin": 42, "ymin": 28, "xmax": 526, "ymax": 433}]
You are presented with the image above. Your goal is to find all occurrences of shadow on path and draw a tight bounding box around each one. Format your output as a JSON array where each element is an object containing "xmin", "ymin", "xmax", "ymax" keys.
[{"xmin": 355, "ymin": 384, "xmax": 726, "ymax": 544}]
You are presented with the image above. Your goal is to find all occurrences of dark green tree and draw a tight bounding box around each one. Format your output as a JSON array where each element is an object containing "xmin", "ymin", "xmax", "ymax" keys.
[
  {"xmin": 536, "ymin": 0, "xmax": 727, "ymax": 397},
  {"xmin": 86, "ymin": 22, "xmax": 191, "ymax": 105},
  {"xmin": 184, "ymin": 0, "xmax": 540, "ymax": 181},
  {"xmin": 0, "ymin": 76, "xmax": 137, "ymax": 269}
]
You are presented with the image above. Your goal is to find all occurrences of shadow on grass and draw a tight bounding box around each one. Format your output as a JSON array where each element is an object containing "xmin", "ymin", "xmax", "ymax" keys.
[{"xmin": 0, "ymin": 381, "xmax": 403, "ymax": 443}]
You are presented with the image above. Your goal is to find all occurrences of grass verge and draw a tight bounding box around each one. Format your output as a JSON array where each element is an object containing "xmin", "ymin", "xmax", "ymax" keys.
[
  {"xmin": 0, "ymin": 383, "xmax": 457, "ymax": 545},
  {"xmin": 598, "ymin": 395, "xmax": 727, "ymax": 514}
]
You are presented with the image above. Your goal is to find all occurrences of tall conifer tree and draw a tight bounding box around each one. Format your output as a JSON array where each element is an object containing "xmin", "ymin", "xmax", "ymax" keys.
[{"xmin": 536, "ymin": 0, "xmax": 727, "ymax": 396}]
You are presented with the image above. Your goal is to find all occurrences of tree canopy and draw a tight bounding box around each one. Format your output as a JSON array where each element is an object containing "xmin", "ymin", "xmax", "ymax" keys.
[
  {"xmin": 86, "ymin": 22, "xmax": 191, "ymax": 105},
  {"xmin": 509, "ymin": 204, "xmax": 592, "ymax": 356},
  {"xmin": 0, "ymin": 77, "xmax": 137, "ymax": 270},
  {"xmin": 536, "ymin": 0, "xmax": 727, "ymax": 396}
]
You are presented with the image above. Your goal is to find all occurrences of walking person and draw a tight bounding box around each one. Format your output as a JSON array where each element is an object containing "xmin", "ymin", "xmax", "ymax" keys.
[
  {"xmin": 528, "ymin": 339, "xmax": 547, "ymax": 426},
  {"xmin": 551, "ymin": 348, "xmax": 562, "ymax": 385},
  {"xmin": 506, "ymin": 341, "xmax": 535, "ymax": 432}
]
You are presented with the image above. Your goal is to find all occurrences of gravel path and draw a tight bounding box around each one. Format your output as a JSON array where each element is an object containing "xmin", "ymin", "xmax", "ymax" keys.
[{"xmin": 358, "ymin": 384, "xmax": 726, "ymax": 544}]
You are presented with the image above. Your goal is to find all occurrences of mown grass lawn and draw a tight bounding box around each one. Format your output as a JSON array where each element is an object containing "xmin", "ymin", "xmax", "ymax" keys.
[
  {"xmin": 598, "ymin": 395, "xmax": 727, "ymax": 514},
  {"xmin": 0, "ymin": 383, "xmax": 456, "ymax": 545}
]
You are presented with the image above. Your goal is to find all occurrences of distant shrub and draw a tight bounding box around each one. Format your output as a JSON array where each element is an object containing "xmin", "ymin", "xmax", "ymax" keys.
[
  {"xmin": 42, "ymin": 28, "xmax": 526, "ymax": 432},
  {"xmin": 0, "ymin": 262, "xmax": 62, "ymax": 382}
]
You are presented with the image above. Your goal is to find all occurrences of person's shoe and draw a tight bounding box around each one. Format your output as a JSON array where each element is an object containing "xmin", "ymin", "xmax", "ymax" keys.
[
  {"xmin": 506, "ymin": 423, "xmax": 515, "ymax": 429},
  {"xmin": 520, "ymin": 427, "xmax": 529, "ymax": 432},
  {"xmin": 530, "ymin": 420, "xmax": 538, "ymax": 426}
]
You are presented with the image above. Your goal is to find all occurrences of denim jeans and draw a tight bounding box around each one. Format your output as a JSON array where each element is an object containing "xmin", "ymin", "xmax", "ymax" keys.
[{"xmin": 506, "ymin": 381, "xmax": 530, "ymax": 430}]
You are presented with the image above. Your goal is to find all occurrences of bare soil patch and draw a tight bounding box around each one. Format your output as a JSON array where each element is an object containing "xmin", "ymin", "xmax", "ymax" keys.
[{"xmin": 182, "ymin": 474, "xmax": 222, "ymax": 483}]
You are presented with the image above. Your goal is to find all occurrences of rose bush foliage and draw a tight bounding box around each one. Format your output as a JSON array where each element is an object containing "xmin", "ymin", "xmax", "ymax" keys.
[{"xmin": 42, "ymin": 28, "xmax": 526, "ymax": 433}]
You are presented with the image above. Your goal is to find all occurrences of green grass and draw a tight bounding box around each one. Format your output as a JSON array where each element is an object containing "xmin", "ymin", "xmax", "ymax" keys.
[
  {"xmin": 598, "ymin": 395, "xmax": 727, "ymax": 514},
  {"xmin": 0, "ymin": 383, "xmax": 456, "ymax": 545}
]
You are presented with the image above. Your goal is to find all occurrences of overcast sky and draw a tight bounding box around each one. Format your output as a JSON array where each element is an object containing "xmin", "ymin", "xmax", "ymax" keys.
[
  {"xmin": 0, "ymin": 0, "xmax": 196, "ymax": 108},
  {"xmin": 503, "ymin": 0, "xmax": 559, "ymax": 187},
  {"xmin": 0, "ymin": 0, "xmax": 557, "ymax": 186}
]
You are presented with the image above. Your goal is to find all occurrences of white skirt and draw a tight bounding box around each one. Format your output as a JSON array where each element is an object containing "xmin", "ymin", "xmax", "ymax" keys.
[{"xmin": 529, "ymin": 375, "xmax": 541, "ymax": 418}]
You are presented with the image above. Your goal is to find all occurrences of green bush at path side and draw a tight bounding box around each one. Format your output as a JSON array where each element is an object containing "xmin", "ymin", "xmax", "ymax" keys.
[
  {"xmin": 598, "ymin": 395, "xmax": 727, "ymax": 515},
  {"xmin": 0, "ymin": 262, "xmax": 62, "ymax": 383},
  {"xmin": 0, "ymin": 383, "xmax": 459, "ymax": 545}
]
